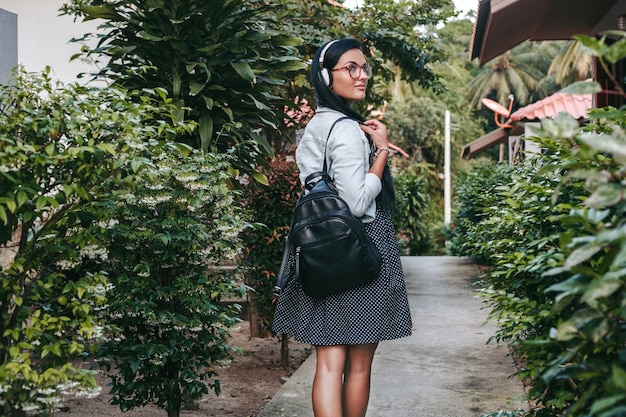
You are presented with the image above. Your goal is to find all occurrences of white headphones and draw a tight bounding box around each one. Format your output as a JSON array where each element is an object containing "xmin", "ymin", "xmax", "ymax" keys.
[{"xmin": 318, "ymin": 40, "xmax": 339, "ymax": 87}]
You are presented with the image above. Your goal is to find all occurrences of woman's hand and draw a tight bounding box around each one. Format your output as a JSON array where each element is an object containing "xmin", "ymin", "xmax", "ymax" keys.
[
  {"xmin": 360, "ymin": 119, "xmax": 389, "ymax": 150},
  {"xmin": 360, "ymin": 119, "xmax": 391, "ymax": 180}
]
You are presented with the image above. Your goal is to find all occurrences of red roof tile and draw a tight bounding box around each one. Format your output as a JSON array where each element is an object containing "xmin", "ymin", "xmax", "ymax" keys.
[{"xmin": 509, "ymin": 91, "xmax": 592, "ymax": 121}]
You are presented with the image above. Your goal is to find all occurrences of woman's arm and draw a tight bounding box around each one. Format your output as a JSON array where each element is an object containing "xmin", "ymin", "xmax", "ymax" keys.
[
  {"xmin": 359, "ymin": 119, "xmax": 390, "ymax": 180},
  {"xmin": 329, "ymin": 122, "xmax": 381, "ymax": 218}
]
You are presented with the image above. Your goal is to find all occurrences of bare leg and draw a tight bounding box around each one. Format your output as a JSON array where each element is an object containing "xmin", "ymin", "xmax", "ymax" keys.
[
  {"xmin": 342, "ymin": 343, "xmax": 378, "ymax": 417},
  {"xmin": 312, "ymin": 345, "xmax": 347, "ymax": 417}
]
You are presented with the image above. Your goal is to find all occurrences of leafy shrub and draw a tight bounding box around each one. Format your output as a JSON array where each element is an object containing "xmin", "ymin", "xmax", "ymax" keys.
[
  {"xmin": 392, "ymin": 169, "xmax": 432, "ymax": 255},
  {"xmin": 62, "ymin": 0, "xmax": 305, "ymax": 176},
  {"xmin": 530, "ymin": 108, "xmax": 626, "ymax": 417},
  {"xmin": 92, "ymin": 145, "xmax": 247, "ymax": 417},
  {"xmin": 447, "ymin": 162, "xmax": 514, "ymax": 263},
  {"xmin": 452, "ymin": 107, "xmax": 626, "ymax": 416},
  {"xmin": 0, "ymin": 68, "xmax": 248, "ymax": 417},
  {"xmin": 240, "ymin": 155, "xmax": 300, "ymax": 334},
  {"xmin": 0, "ymin": 69, "xmax": 177, "ymax": 415}
]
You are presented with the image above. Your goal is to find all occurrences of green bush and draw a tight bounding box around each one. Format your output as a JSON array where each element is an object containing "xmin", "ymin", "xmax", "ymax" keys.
[
  {"xmin": 0, "ymin": 69, "xmax": 179, "ymax": 415},
  {"xmin": 532, "ymin": 108, "xmax": 626, "ymax": 417},
  {"xmin": 392, "ymin": 169, "xmax": 432, "ymax": 255},
  {"xmin": 447, "ymin": 162, "xmax": 514, "ymax": 263},
  {"xmin": 93, "ymin": 145, "xmax": 246, "ymax": 417},
  {"xmin": 0, "ymin": 68, "xmax": 248, "ymax": 417},
  {"xmin": 240, "ymin": 155, "xmax": 300, "ymax": 335},
  {"xmin": 452, "ymin": 107, "xmax": 626, "ymax": 416},
  {"xmin": 62, "ymin": 0, "xmax": 305, "ymax": 176}
]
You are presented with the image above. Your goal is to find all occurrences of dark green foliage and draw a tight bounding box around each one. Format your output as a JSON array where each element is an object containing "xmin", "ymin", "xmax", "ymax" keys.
[
  {"xmin": 62, "ymin": 0, "xmax": 306, "ymax": 176},
  {"xmin": 93, "ymin": 148, "xmax": 247, "ymax": 417},
  {"xmin": 0, "ymin": 67, "xmax": 247, "ymax": 417},
  {"xmin": 0, "ymin": 69, "xmax": 186, "ymax": 415},
  {"xmin": 452, "ymin": 104, "xmax": 626, "ymax": 416},
  {"xmin": 240, "ymin": 155, "xmax": 301, "ymax": 334},
  {"xmin": 450, "ymin": 30, "xmax": 626, "ymax": 412},
  {"xmin": 392, "ymin": 170, "xmax": 432, "ymax": 255},
  {"xmin": 446, "ymin": 162, "xmax": 513, "ymax": 263}
]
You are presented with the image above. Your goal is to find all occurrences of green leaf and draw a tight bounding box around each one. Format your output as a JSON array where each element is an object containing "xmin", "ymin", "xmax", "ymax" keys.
[
  {"xmin": 96, "ymin": 143, "xmax": 116, "ymax": 155},
  {"xmin": 273, "ymin": 34, "xmax": 302, "ymax": 47},
  {"xmin": 199, "ymin": 113, "xmax": 213, "ymax": 153},
  {"xmin": 45, "ymin": 143, "xmax": 55, "ymax": 155},
  {"xmin": 202, "ymin": 95, "xmax": 214, "ymax": 110},
  {"xmin": 560, "ymin": 81, "xmax": 601, "ymax": 95},
  {"xmin": 189, "ymin": 80, "xmax": 205, "ymax": 96},
  {"xmin": 572, "ymin": 34, "xmax": 604, "ymax": 56},
  {"xmin": 1, "ymin": 197, "xmax": 17, "ymax": 213},
  {"xmin": 250, "ymin": 172, "xmax": 269, "ymax": 186},
  {"xmin": 611, "ymin": 363, "xmax": 626, "ymax": 390},
  {"xmin": 230, "ymin": 62, "xmax": 255, "ymax": 83},
  {"xmin": 16, "ymin": 190, "xmax": 28, "ymax": 208},
  {"xmin": 554, "ymin": 321, "xmax": 578, "ymax": 341},
  {"xmin": 578, "ymin": 128, "xmax": 626, "ymax": 165},
  {"xmin": 137, "ymin": 31, "xmax": 164, "ymax": 42},
  {"xmin": 585, "ymin": 183, "xmax": 624, "ymax": 208},
  {"xmin": 604, "ymin": 38, "xmax": 626, "ymax": 64},
  {"xmin": 600, "ymin": 406, "xmax": 626, "ymax": 417},
  {"xmin": 78, "ymin": 5, "xmax": 119, "ymax": 20},
  {"xmin": 35, "ymin": 196, "xmax": 47, "ymax": 211},
  {"xmin": 581, "ymin": 276, "xmax": 622, "ymax": 306},
  {"xmin": 546, "ymin": 274, "xmax": 589, "ymax": 296},
  {"xmin": 564, "ymin": 243, "xmax": 603, "ymax": 269}
]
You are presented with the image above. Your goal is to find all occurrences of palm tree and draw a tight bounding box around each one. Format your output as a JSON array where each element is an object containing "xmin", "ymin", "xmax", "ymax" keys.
[
  {"xmin": 465, "ymin": 42, "xmax": 558, "ymax": 110},
  {"xmin": 547, "ymin": 40, "xmax": 592, "ymax": 85}
]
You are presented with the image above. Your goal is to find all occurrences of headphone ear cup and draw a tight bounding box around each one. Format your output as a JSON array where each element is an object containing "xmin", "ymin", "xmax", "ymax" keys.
[{"xmin": 320, "ymin": 68, "xmax": 331, "ymax": 86}]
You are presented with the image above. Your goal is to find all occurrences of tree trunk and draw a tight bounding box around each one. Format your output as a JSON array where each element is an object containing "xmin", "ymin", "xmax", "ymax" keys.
[
  {"xmin": 247, "ymin": 295, "xmax": 262, "ymax": 338},
  {"xmin": 165, "ymin": 363, "xmax": 182, "ymax": 417},
  {"xmin": 280, "ymin": 333, "xmax": 290, "ymax": 369}
]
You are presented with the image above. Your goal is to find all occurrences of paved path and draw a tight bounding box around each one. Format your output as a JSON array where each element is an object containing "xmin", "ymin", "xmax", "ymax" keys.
[{"xmin": 258, "ymin": 256, "xmax": 527, "ymax": 417}]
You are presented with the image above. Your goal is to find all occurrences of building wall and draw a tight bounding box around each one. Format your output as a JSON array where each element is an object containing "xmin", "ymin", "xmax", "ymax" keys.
[
  {"xmin": 0, "ymin": 0, "xmax": 99, "ymax": 84},
  {"xmin": 0, "ymin": 8, "xmax": 17, "ymax": 83}
]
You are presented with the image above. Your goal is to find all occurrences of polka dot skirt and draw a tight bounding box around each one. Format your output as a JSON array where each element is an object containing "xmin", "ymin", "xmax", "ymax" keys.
[{"xmin": 272, "ymin": 207, "xmax": 413, "ymax": 346}]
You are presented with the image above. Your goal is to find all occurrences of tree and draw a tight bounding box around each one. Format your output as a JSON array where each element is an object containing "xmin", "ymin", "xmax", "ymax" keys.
[
  {"xmin": 548, "ymin": 40, "xmax": 592, "ymax": 86},
  {"xmin": 264, "ymin": 0, "xmax": 455, "ymax": 117},
  {"xmin": 465, "ymin": 42, "xmax": 560, "ymax": 110},
  {"xmin": 62, "ymin": 0, "xmax": 306, "ymax": 180}
]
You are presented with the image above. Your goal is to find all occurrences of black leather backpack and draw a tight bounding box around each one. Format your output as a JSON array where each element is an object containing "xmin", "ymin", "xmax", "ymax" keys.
[{"xmin": 274, "ymin": 117, "xmax": 382, "ymax": 297}]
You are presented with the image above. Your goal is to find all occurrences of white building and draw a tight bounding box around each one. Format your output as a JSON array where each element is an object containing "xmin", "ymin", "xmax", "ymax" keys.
[{"xmin": 0, "ymin": 0, "xmax": 99, "ymax": 84}]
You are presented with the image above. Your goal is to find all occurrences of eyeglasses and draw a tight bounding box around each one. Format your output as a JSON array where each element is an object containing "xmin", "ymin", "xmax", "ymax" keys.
[{"xmin": 331, "ymin": 63, "xmax": 373, "ymax": 79}]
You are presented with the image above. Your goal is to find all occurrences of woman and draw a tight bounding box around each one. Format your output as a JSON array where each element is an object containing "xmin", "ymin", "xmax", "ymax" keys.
[{"xmin": 272, "ymin": 38, "xmax": 412, "ymax": 417}]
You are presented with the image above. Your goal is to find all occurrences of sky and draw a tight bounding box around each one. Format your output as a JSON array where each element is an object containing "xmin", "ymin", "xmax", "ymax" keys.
[
  {"xmin": 343, "ymin": 0, "xmax": 479, "ymax": 14},
  {"xmin": 454, "ymin": 0, "xmax": 479, "ymax": 14}
]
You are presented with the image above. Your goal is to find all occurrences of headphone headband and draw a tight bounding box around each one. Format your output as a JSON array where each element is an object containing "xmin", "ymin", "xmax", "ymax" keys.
[
  {"xmin": 318, "ymin": 40, "xmax": 339, "ymax": 67},
  {"xmin": 318, "ymin": 40, "xmax": 339, "ymax": 87}
]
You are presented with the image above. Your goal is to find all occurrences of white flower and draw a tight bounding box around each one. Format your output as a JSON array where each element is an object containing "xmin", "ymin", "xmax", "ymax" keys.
[
  {"xmin": 36, "ymin": 388, "xmax": 56, "ymax": 395},
  {"xmin": 139, "ymin": 195, "xmax": 172, "ymax": 207},
  {"xmin": 56, "ymin": 259, "xmax": 79, "ymax": 270},
  {"xmin": 21, "ymin": 403, "xmax": 41, "ymax": 411},
  {"xmin": 79, "ymin": 245, "xmax": 108, "ymax": 261},
  {"xmin": 175, "ymin": 173, "xmax": 199, "ymax": 182}
]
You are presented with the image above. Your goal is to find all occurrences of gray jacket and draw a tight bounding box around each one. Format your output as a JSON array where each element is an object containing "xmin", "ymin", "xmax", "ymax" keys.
[{"xmin": 296, "ymin": 107, "xmax": 381, "ymax": 223}]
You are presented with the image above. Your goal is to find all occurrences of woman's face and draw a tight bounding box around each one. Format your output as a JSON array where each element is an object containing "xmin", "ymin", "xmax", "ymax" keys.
[{"xmin": 330, "ymin": 48, "xmax": 370, "ymax": 105}]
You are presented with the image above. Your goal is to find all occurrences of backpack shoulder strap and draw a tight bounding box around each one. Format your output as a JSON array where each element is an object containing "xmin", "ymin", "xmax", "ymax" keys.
[{"xmin": 323, "ymin": 116, "xmax": 351, "ymax": 172}]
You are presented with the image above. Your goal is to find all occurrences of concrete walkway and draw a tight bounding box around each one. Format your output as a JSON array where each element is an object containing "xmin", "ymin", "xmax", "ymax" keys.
[{"xmin": 258, "ymin": 256, "xmax": 528, "ymax": 417}]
